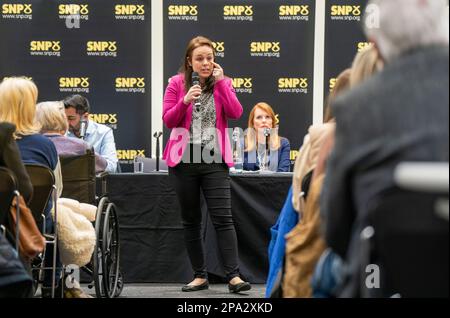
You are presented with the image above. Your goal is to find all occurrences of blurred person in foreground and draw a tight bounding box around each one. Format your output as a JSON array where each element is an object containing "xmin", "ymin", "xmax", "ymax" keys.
[{"xmin": 321, "ymin": 0, "xmax": 449, "ymax": 297}]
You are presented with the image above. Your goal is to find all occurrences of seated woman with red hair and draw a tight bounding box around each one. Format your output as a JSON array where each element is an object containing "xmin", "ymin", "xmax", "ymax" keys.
[{"xmin": 243, "ymin": 102, "xmax": 291, "ymax": 172}]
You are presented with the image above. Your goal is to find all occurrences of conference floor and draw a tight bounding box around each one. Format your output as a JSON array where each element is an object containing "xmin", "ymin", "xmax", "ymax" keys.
[{"xmin": 83, "ymin": 283, "xmax": 266, "ymax": 298}]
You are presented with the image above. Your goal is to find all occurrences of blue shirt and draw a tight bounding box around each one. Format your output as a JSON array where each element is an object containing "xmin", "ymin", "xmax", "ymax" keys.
[
  {"xmin": 67, "ymin": 120, "xmax": 118, "ymax": 173},
  {"xmin": 243, "ymin": 137, "xmax": 291, "ymax": 172}
]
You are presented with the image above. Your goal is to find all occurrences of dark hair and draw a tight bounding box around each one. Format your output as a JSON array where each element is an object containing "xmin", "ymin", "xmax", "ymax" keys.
[
  {"xmin": 179, "ymin": 36, "xmax": 216, "ymax": 94},
  {"xmin": 63, "ymin": 94, "xmax": 90, "ymax": 115}
]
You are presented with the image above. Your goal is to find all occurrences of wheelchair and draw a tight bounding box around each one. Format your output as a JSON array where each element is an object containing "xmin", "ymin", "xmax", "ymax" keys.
[
  {"xmin": 59, "ymin": 150, "xmax": 123, "ymax": 298},
  {"xmin": 22, "ymin": 156, "xmax": 122, "ymax": 298}
]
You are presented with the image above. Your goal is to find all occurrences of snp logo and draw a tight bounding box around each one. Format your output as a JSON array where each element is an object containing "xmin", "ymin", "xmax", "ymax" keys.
[
  {"xmin": 89, "ymin": 114, "xmax": 118, "ymax": 129},
  {"xmin": 250, "ymin": 42, "xmax": 281, "ymax": 58},
  {"xmin": 87, "ymin": 41, "xmax": 117, "ymax": 57},
  {"xmin": 231, "ymin": 78, "xmax": 252, "ymax": 94},
  {"xmin": 116, "ymin": 77, "xmax": 145, "ymax": 94},
  {"xmin": 212, "ymin": 42, "xmax": 225, "ymax": 58},
  {"xmin": 223, "ymin": 5, "xmax": 253, "ymax": 15},
  {"xmin": 279, "ymin": 5, "xmax": 309, "ymax": 21},
  {"xmin": 59, "ymin": 77, "xmax": 90, "ymax": 93},
  {"xmin": 278, "ymin": 78, "xmax": 308, "ymax": 94},
  {"xmin": 329, "ymin": 78, "xmax": 337, "ymax": 91},
  {"xmin": 2, "ymin": 3, "xmax": 32, "ymax": 14},
  {"xmin": 331, "ymin": 5, "xmax": 361, "ymax": 21},
  {"xmin": 223, "ymin": 5, "xmax": 253, "ymax": 21},
  {"xmin": 115, "ymin": 5, "xmax": 145, "ymax": 21},
  {"xmin": 59, "ymin": 4, "xmax": 89, "ymax": 26},
  {"xmin": 290, "ymin": 150, "xmax": 300, "ymax": 161},
  {"xmin": 30, "ymin": 41, "xmax": 61, "ymax": 57},
  {"xmin": 2, "ymin": 4, "xmax": 32, "ymax": 20},
  {"xmin": 59, "ymin": 4, "xmax": 89, "ymax": 15},
  {"xmin": 357, "ymin": 42, "xmax": 372, "ymax": 52},
  {"xmin": 251, "ymin": 42, "xmax": 280, "ymax": 53},
  {"xmin": 30, "ymin": 41, "xmax": 60, "ymax": 51},
  {"xmin": 118, "ymin": 149, "xmax": 146, "ymax": 161},
  {"xmin": 87, "ymin": 41, "xmax": 117, "ymax": 52},
  {"xmin": 168, "ymin": 5, "xmax": 198, "ymax": 21}
]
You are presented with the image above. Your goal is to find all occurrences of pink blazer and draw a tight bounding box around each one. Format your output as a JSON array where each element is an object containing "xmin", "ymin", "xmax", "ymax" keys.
[{"xmin": 162, "ymin": 74, "xmax": 243, "ymax": 168}]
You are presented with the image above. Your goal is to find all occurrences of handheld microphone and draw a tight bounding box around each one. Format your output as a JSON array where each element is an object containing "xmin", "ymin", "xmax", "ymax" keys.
[
  {"xmin": 192, "ymin": 72, "xmax": 201, "ymax": 112},
  {"xmin": 79, "ymin": 119, "xmax": 88, "ymax": 140}
]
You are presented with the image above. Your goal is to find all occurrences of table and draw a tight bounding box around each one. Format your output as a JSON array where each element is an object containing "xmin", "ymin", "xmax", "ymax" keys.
[{"xmin": 105, "ymin": 172, "xmax": 292, "ymax": 283}]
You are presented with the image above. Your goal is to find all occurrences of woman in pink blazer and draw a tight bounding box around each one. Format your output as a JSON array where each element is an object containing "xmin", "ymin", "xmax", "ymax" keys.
[{"xmin": 163, "ymin": 36, "xmax": 251, "ymax": 293}]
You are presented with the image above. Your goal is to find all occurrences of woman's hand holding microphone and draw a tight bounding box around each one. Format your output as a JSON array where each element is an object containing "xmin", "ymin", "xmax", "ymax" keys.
[
  {"xmin": 184, "ymin": 85, "xmax": 202, "ymax": 105},
  {"xmin": 183, "ymin": 62, "xmax": 224, "ymax": 105}
]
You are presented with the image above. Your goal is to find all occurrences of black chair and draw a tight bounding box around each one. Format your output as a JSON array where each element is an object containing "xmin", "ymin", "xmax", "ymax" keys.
[
  {"xmin": 0, "ymin": 167, "xmax": 20, "ymax": 249},
  {"xmin": 361, "ymin": 188, "xmax": 449, "ymax": 298},
  {"xmin": 24, "ymin": 164, "xmax": 60, "ymax": 298},
  {"xmin": 25, "ymin": 164, "xmax": 55, "ymax": 232},
  {"xmin": 59, "ymin": 152, "xmax": 123, "ymax": 298},
  {"xmin": 60, "ymin": 150, "xmax": 96, "ymax": 204}
]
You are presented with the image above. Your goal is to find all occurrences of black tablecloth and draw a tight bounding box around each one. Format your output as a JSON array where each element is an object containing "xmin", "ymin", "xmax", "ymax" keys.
[{"xmin": 105, "ymin": 172, "xmax": 292, "ymax": 283}]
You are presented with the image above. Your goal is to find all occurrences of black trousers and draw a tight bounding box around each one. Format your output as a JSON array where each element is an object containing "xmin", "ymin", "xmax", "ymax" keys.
[{"xmin": 169, "ymin": 161, "xmax": 240, "ymax": 282}]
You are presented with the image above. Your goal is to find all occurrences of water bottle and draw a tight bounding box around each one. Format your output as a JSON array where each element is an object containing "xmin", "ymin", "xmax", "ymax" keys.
[
  {"xmin": 232, "ymin": 128, "xmax": 243, "ymax": 173},
  {"xmin": 133, "ymin": 156, "xmax": 144, "ymax": 173},
  {"xmin": 234, "ymin": 158, "xmax": 243, "ymax": 173}
]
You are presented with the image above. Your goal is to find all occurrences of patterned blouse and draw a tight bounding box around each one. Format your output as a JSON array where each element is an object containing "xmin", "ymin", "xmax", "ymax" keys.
[{"xmin": 190, "ymin": 90, "xmax": 217, "ymax": 149}]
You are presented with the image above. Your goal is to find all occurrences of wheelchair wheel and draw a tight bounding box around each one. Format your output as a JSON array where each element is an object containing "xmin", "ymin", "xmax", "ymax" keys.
[
  {"xmin": 101, "ymin": 202, "xmax": 121, "ymax": 298},
  {"xmin": 114, "ymin": 270, "xmax": 124, "ymax": 298},
  {"xmin": 92, "ymin": 197, "xmax": 107, "ymax": 298},
  {"xmin": 92, "ymin": 197, "xmax": 121, "ymax": 298}
]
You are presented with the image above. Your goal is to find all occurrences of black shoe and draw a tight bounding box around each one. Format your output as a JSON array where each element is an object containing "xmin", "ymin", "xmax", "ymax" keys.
[
  {"xmin": 181, "ymin": 281, "xmax": 209, "ymax": 292},
  {"xmin": 228, "ymin": 281, "xmax": 251, "ymax": 293}
]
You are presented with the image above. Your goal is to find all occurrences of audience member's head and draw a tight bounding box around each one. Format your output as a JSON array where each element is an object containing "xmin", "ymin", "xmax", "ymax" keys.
[
  {"xmin": 0, "ymin": 77, "xmax": 39, "ymax": 137},
  {"xmin": 63, "ymin": 94, "xmax": 90, "ymax": 136},
  {"xmin": 364, "ymin": 0, "xmax": 449, "ymax": 62},
  {"xmin": 36, "ymin": 101, "xmax": 68, "ymax": 135},
  {"xmin": 324, "ymin": 69, "xmax": 352, "ymax": 123},
  {"xmin": 63, "ymin": 94, "xmax": 90, "ymax": 115},
  {"xmin": 350, "ymin": 44, "xmax": 384, "ymax": 87}
]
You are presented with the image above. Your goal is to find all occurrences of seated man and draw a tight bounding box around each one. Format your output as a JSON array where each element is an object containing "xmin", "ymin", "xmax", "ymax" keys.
[
  {"xmin": 63, "ymin": 94, "xmax": 118, "ymax": 173},
  {"xmin": 321, "ymin": 0, "xmax": 449, "ymax": 297}
]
